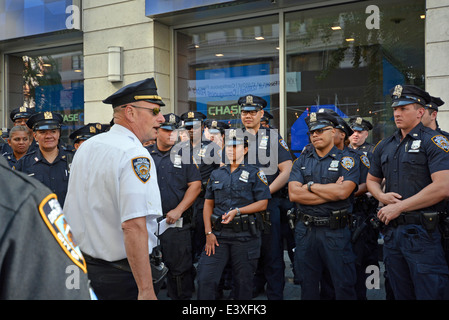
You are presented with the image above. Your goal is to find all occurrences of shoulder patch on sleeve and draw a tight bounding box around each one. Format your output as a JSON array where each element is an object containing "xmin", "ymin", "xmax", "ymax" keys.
[
  {"xmin": 38, "ymin": 194, "xmax": 87, "ymax": 273},
  {"xmin": 132, "ymin": 157, "xmax": 151, "ymax": 183},
  {"xmin": 431, "ymin": 135, "xmax": 449, "ymax": 152},
  {"xmin": 279, "ymin": 139, "xmax": 289, "ymax": 151},
  {"xmin": 341, "ymin": 156, "xmax": 355, "ymax": 171},
  {"xmin": 257, "ymin": 170, "xmax": 268, "ymax": 185},
  {"xmin": 360, "ymin": 154, "xmax": 370, "ymax": 168}
]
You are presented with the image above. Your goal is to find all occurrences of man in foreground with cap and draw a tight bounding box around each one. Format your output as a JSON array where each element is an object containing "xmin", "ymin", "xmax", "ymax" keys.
[
  {"xmin": 348, "ymin": 116, "xmax": 375, "ymax": 155},
  {"xmin": 14, "ymin": 111, "xmax": 71, "ymax": 207},
  {"xmin": 147, "ymin": 113, "xmax": 201, "ymax": 299},
  {"xmin": 367, "ymin": 84, "xmax": 449, "ymax": 299},
  {"xmin": 238, "ymin": 94, "xmax": 292, "ymax": 300},
  {"xmin": 64, "ymin": 78, "xmax": 165, "ymax": 300},
  {"xmin": 288, "ymin": 111, "xmax": 359, "ymax": 299}
]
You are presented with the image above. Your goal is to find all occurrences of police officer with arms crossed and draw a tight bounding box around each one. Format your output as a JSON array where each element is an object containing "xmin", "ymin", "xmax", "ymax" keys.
[
  {"xmin": 367, "ymin": 84, "xmax": 449, "ymax": 300},
  {"xmin": 288, "ymin": 111, "xmax": 359, "ymax": 300},
  {"xmin": 147, "ymin": 113, "xmax": 201, "ymax": 300},
  {"xmin": 239, "ymin": 94, "xmax": 292, "ymax": 300},
  {"xmin": 14, "ymin": 111, "xmax": 71, "ymax": 208},
  {"xmin": 0, "ymin": 156, "xmax": 92, "ymax": 299},
  {"xmin": 64, "ymin": 78, "xmax": 165, "ymax": 300},
  {"xmin": 197, "ymin": 129, "xmax": 271, "ymax": 300}
]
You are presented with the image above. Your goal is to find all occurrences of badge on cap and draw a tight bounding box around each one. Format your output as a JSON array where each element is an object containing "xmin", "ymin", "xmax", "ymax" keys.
[
  {"xmin": 132, "ymin": 157, "xmax": 151, "ymax": 183},
  {"xmin": 246, "ymin": 95, "xmax": 254, "ymax": 105},
  {"xmin": 392, "ymin": 85, "xmax": 403, "ymax": 99},
  {"xmin": 169, "ymin": 114, "xmax": 176, "ymax": 123},
  {"xmin": 89, "ymin": 126, "xmax": 96, "ymax": 133},
  {"xmin": 188, "ymin": 112, "xmax": 194, "ymax": 119},
  {"xmin": 229, "ymin": 129, "xmax": 237, "ymax": 139},
  {"xmin": 44, "ymin": 111, "xmax": 53, "ymax": 120},
  {"xmin": 356, "ymin": 117, "xmax": 363, "ymax": 125},
  {"xmin": 341, "ymin": 156, "xmax": 355, "ymax": 171},
  {"xmin": 20, "ymin": 106, "xmax": 27, "ymax": 112},
  {"xmin": 212, "ymin": 120, "xmax": 217, "ymax": 127},
  {"xmin": 432, "ymin": 135, "xmax": 449, "ymax": 152},
  {"xmin": 310, "ymin": 112, "xmax": 317, "ymax": 122}
]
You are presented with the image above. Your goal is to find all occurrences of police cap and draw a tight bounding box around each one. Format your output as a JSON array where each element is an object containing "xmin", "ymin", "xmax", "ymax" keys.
[
  {"xmin": 318, "ymin": 108, "xmax": 353, "ymax": 137},
  {"xmin": 390, "ymin": 84, "xmax": 430, "ymax": 107},
  {"xmin": 102, "ymin": 78, "xmax": 165, "ymax": 108},
  {"xmin": 26, "ymin": 111, "xmax": 63, "ymax": 131},
  {"xmin": 261, "ymin": 110, "xmax": 273, "ymax": 123},
  {"xmin": 305, "ymin": 111, "xmax": 339, "ymax": 132},
  {"xmin": 238, "ymin": 95, "xmax": 267, "ymax": 111},
  {"xmin": 204, "ymin": 119, "xmax": 229, "ymax": 134},
  {"xmin": 180, "ymin": 111, "xmax": 207, "ymax": 127},
  {"xmin": 348, "ymin": 116, "xmax": 373, "ymax": 131},
  {"xmin": 224, "ymin": 129, "xmax": 247, "ymax": 146},
  {"xmin": 69, "ymin": 123, "xmax": 100, "ymax": 142},
  {"xmin": 425, "ymin": 96, "xmax": 444, "ymax": 111},
  {"xmin": 10, "ymin": 106, "xmax": 35, "ymax": 121},
  {"xmin": 160, "ymin": 113, "xmax": 180, "ymax": 131}
]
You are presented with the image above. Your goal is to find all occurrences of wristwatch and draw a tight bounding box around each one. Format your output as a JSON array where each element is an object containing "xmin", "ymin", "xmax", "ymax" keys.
[
  {"xmin": 235, "ymin": 208, "xmax": 241, "ymax": 216},
  {"xmin": 205, "ymin": 231, "xmax": 213, "ymax": 236},
  {"xmin": 307, "ymin": 181, "xmax": 314, "ymax": 192}
]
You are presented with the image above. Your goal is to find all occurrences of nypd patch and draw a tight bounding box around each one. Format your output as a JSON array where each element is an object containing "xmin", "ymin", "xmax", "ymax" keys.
[
  {"xmin": 431, "ymin": 135, "xmax": 449, "ymax": 152},
  {"xmin": 132, "ymin": 157, "xmax": 151, "ymax": 183},
  {"xmin": 360, "ymin": 154, "xmax": 370, "ymax": 168},
  {"xmin": 279, "ymin": 139, "xmax": 289, "ymax": 151},
  {"xmin": 257, "ymin": 171, "xmax": 268, "ymax": 185},
  {"xmin": 341, "ymin": 156, "xmax": 355, "ymax": 171},
  {"xmin": 38, "ymin": 194, "xmax": 87, "ymax": 273}
]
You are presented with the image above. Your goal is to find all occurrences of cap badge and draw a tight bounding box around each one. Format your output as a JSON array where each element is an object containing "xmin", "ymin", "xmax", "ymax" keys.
[
  {"xmin": 356, "ymin": 117, "xmax": 363, "ymax": 125},
  {"xmin": 188, "ymin": 111, "xmax": 194, "ymax": 119},
  {"xmin": 44, "ymin": 111, "xmax": 53, "ymax": 120},
  {"xmin": 310, "ymin": 112, "xmax": 317, "ymax": 122},
  {"xmin": 246, "ymin": 95, "xmax": 254, "ymax": 105},
  {"xmin": 20, "ymin": 106, "xmax": 27, "ymax": 112},
  {"xmin": 169, "ymin": 114, "xmax": 176, "ymax": 123},
  {"xmin": 229, "ymin": 129, "xmax": 237, "ymax": 139},
  {"xmin": 212, "ymin": 120, "xmax": 217, "ymax": 127},
  {"xmin": 89, "ymin": 126, "xmax": 96, "ymax": 133},
  {"xmin": 393, "ymin": 85, "xmax": 403, "ymax": 99}
]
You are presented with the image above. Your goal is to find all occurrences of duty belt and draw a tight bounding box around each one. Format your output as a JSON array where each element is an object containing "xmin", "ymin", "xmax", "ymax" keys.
[{"xmin": 298, "ymin": 209, "xmax": 349, "ymax": 229}]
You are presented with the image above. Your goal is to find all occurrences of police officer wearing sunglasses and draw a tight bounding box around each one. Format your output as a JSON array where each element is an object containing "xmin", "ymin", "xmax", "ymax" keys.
[{"xmin": 288, "ymin": 111, "xmax": 360, "ymax": 300}]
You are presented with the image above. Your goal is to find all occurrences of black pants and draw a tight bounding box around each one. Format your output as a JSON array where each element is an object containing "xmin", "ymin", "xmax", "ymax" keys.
[{"xmin": 86, "ymin": 259, "xmax": 138, "ymax": 300}]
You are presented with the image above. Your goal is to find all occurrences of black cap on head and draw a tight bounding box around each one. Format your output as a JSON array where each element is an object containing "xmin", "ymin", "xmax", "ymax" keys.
[
  {"xmin": 160, "ymin": 113, "xmax": 180, "ymax": 131},
  {"xmin": 204, "ymin": 119, "xmax": 230, "ymax": 134},
  {"xmin": 10, "ymin": 106, "xmax": 35, "ymax": 121},
  {"xmin": 180, "ymin": 111, "xmax": 206, "ymax": 126},
  {"xmin": 305, "ymin": 111, "xmax": 339, "ymax": 132},
  {"xmin": 69, "ymin": 123, "xmax": 100, "ymax": 142},
  {"xmin": 26, "ymin": 111, "xmax": 63, "ymax": 131},
  {"xmin": 102, "ymin": 78, "xmax": 165, "ymax": 108},
  {"xmin": 317, "ymin": 109, "xmax": 353, "ymax": 137},
  {"xmin": 238, "ymin": 95, "xmax": 267, "ymax": 111},
  {"xmin": 425, "ymin": 96, "xmax": 444, "ymax": 111},
  {"xmin": 261, "ymin": 110, "xmax": 273, "ymax": 123},
  {"xmin": 348, "ymin": 116, "xmax": 373, "ymax": 131},
  {"xmin": 390, "ymin": 84, "xmax": 430, "ymax": 107}
]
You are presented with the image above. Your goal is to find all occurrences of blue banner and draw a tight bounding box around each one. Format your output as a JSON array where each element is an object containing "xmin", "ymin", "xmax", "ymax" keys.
[
  {"xmin": 146, "ymin": 0, "xmax": 235, "ymax": 16},
  {"xmin": 0, "ymin": 0, "xmax": 79, "ymax": 41}
]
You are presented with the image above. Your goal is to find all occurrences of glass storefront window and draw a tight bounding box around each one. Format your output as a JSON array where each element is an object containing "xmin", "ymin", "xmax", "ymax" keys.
[
  {"xmin": 6, "ymin": 45, "xmax": 84, "ymax": 145},
  {"xmin": 176, "ymin": 15, "xmax": 280, "ymax": 129},
  {"xmin": 286, "ymin": 0, "xmax": 425, "ymax": 155}
]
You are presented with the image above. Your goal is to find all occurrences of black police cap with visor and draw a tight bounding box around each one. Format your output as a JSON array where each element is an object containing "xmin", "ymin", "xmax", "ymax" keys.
[
  {"xmin": 10, "ymin": 106, "xmax": 35, "ymax": 121},
  {"xmin": 26, "ymin": 111, "xmax": 63, "ymax": 131},
  {"xmin": 160, "ymin": 113, "xmax": 180, "ymax": 131},
  {"xmin": 224, "ymin": 129, "xmax": 248, "ymax": 147},
  {"xmin": 317, "ymin": 108, "xmax": 353, "ymax": 137},
  {"xmin": 425, "ymin": 96, "xmax": 444, "ymax": 111},
  {"xmin": 204, "ymin": 119, "xmax": 230, "ymax": 134},
  {"xmin": 389, "ymin": 84, "xmax": 431, "ymax": 108},
  {"xmin": 304, "ymin": 111, "xmax": 339, "ymax": 132},
  {"xmin": 69, "ymin": 123, "xmax": 101, "ymax": 143},
  {"xmin": 180, "ymin": 111, "xmax": 207, "ymax": 127},
  {"xmin": 348, "ymin": 116, "xmax": 373, "ymax": 132},
  {"xmin": 238, "ymin": 94, "xmax": 267, "ymax": 111},
  {"xmin": 102, "ymin": 78, "xmax": 165, "ymax": 108}
]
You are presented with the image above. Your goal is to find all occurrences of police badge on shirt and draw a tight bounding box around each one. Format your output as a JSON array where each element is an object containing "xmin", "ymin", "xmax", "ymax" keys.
[{"xmin": 132, "ymin": 157, "xmax": 151, "ymax": 183}]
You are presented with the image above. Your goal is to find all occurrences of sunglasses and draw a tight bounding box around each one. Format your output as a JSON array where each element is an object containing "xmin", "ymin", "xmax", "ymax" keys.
[
  {"xmin": 308, "ymin": 127, "xmax": 333, "ymax": 136},
  {"xmin": 124, "ymin": 105, "xmax": 161, "ymax": 116}
]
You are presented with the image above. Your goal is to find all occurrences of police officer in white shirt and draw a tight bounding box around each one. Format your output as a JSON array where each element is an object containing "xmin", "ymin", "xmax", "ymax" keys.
[{"xmin": 63, "ymin": 78, "xmax": 165, "ymax": 300}]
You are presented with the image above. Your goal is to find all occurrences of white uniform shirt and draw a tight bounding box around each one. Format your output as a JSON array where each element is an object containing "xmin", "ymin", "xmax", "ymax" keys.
[{"xmin": 63, "ymin": 124, "xmax": 162, "ymax": 261}]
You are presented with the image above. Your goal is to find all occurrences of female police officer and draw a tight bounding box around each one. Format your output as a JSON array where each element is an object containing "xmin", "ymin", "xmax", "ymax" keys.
[{"xmin": 196, "ymin": 129, "xmax": 271, "ymax": 300}]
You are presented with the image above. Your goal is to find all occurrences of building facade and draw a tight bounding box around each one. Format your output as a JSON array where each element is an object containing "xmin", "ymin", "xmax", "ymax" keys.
[{"xmin": 0, "ymin": 0, "xmax": 448, "ymax": 152}]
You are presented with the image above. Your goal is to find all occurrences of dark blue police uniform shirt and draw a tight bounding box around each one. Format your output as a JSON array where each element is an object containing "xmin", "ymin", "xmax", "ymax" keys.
[
  {"xmin": 244, "ymin": 127, "xmax": 292, "ymax": 188},
  {"xmin": 147, "ymin": 143, "xmax": 201, "ymax": 214},
  {"xmin": 186, "ymin": 139, "xmax": 221, "ymax": 184},
  {"xmin": 369, "ymin": 122, "xmax": 449, "ymax": 211},
  {"xmin": 3, "ymin": 152, "xmax": 19, "ymax": 168},
  {"xmin": 14, "ymin": 147, "xmax": 71, "ymax": 207},
  {"xmin": 289, "ymin": 145, "xmax": 360, "ymax": 217},
  {"xmin": 205, "ymin": 163, "xmax": 271, "ymax": 216}
]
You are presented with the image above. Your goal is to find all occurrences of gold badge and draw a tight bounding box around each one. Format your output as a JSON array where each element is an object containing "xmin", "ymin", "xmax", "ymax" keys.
[
  {"xmin": 229, "ymin": 129, "xmax": 237, "ymax": 138},
  {"xmin": 169, "ymin": 114, "xmax": 176, "ymax": 123},
  {"xmin": 212, "ymin": 120, "xmax": 217, "ymax": 127},
  {"xmin": 310, "ymin": 112, "xmax": 317, "ymax": 122},
  {"xmin": 392, "ymin": 85, "xmax": 403, "ymax": 99},
  {"xmin": 246, "ymin": 95, "xmax": 254, "ymax": 105},
  {"xmin": 89, "ymin": 126, "xmax": 96, "ymax": 133},
  {"xmin": 356, "ymin": 117, "xmax": 363, "ymax": 125},
  {"xmin": 20, "ymin": 106, "xmax": 27, "ymax": 112},
  {"xmin": 188, "ymin": 111, "xmax": 194, "ymax": 119},
  {"xmin": 96, "ymin": 123, "xmax": 102, "ymax": 130},
  {"xmin": 44, "ymin": 111, "xmax": 53, "ymax": 120}
]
